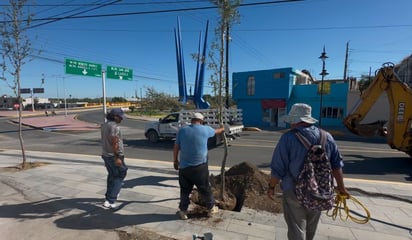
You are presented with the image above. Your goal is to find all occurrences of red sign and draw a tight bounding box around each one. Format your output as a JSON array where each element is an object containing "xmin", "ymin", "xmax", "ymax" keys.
[{"xmin": 261, "ymin": 99, "xmax": 286, "ymax": 109}]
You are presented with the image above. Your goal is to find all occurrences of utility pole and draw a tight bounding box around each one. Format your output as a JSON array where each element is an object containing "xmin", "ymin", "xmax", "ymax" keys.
[
  {"xmin": 30, "ymin": 89, "xmax": 34, "ymax": 112},
  {"xmin": 63, "ymin": 77, "xmax": 67, "ymax": 116},
  {"xmin": 343, "ymin": 41, "xmax": 349, "ymax": 81},
  {"xmin": 225, "ymin": 23, "xmax": 230, "ymax": 108}
]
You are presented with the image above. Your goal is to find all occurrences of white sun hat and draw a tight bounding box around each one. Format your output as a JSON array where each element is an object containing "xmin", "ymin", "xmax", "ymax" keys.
[
  {"xmin": 192, "ymin": 112, "xmax": 204, "ymax": 120},
  {"xmin": 283, "ymin": 103, "xmax": 318, "ymax": 125}
]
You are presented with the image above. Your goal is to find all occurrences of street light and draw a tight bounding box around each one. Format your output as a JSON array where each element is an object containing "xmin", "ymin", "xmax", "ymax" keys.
[{"xmin": 318, "ymin": 46, "xmax": 329, "ymax": 127}]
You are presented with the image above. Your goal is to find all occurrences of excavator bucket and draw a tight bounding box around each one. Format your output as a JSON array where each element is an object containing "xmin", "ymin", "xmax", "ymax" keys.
[{"xmin": 348, "ymin": 120, "xmax": 387, "ymax": 137}]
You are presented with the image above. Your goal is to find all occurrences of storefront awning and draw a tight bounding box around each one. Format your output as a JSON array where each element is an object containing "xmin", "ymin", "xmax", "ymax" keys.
[{"xmin": 261, "ymin": 99, "xmax": 286, "ymax": 109}]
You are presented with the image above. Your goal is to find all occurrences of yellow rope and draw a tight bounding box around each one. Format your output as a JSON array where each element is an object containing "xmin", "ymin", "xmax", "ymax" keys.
[{"xmin": 326, "ymin": 192, "xmax": 371, "ymax": 224}]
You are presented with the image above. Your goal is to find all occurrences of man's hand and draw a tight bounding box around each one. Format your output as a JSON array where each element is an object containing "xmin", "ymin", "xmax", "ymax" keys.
[
  {"xmin": 173, "ymin": 160, "xmax": 179, "ymax": 170},
  {"xmin": 267, "ymin": 179, "xmax": 279, "ymax": 200},
  {"xmin": 336, "ymin": 186, "xmax": 350, "ymax": 198},
  {"xmin": 267, "ymin": 188, "xmax": 275, "ymax": 200},
  {"xmin": 115, "ymin": 158, "xmax": 122, "ymax": 167}
]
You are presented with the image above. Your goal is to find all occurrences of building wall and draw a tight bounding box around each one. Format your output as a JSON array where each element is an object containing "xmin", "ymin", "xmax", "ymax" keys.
[
  {"xmin": 232, "ymin": 67, "xmax": 349, "ymax": 129},
  {"xmin": 236, "ymin": 99, "xmax": 265, "ymax": 127},
  {"xmin": 0, "ymin": 96, "xmax": 17, "ymax": 109},
  {"xmin": 23, "ymin": 97, "xmax": 50, "ymax": 105},
  {"xmin": 288, "ymin": 82, "xmax": 348, "ymax": 127},
  {"xmin": 233, "ymin": 68, "xmax": 301, "ymax": 128},
  {"xmin": 233, "ymin": 67, "xmax": 297, "ymax": 100},
  {"xmin": 233, "ymin": 66, "xmax": 393, "ymax": 129}
]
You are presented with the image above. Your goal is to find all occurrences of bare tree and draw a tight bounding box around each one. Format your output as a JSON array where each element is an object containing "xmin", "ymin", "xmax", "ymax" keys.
[
  {"xmin": 209, "ymin": 0, "xmax": 241, "ymax": 201},
  {"xmin": 145, "ymin": 87, "xmax": 182, "ymax": 112},
  {"xmin": 1, "ymin": 0, "xmax": 36, "ymax": 168}
]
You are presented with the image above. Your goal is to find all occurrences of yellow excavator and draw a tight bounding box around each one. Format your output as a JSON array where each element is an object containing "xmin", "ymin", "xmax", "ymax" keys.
[{"xmin": 343, "ymin": 62, "xmax": 412, "ymax": 157}]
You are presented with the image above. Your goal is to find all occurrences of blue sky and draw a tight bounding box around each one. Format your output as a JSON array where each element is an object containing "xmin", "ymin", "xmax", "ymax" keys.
[{"xmin": 2, "ymin": 0, "xmax": 412, "ymax": 99}]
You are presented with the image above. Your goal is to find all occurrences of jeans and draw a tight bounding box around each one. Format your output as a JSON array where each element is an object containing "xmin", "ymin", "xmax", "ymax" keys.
[
  {"xmin": 179, "ymin": 163, "xmax": 215, "ymax": 211},
  {"xmin": 102, "ymin": 155, "xmax": 128, "ymax": 204},
  {"xmin": 282, "ymin": 189, "xmax": 321, "ymax": 240}
]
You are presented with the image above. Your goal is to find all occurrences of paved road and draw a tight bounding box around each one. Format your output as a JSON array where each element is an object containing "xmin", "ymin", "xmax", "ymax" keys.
[{"xmin": 1, "ymin": 109, "xmax": 411, "ymax": 183}]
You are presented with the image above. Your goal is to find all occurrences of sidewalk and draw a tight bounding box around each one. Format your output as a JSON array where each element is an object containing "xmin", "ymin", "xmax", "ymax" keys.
[
  {"xmin": 0, "ymin": 149, "xmax": 412, "ymax": 240},
  {"xmin": 0, "ymin": 109, "xmax": 101, "ymax": 132}
]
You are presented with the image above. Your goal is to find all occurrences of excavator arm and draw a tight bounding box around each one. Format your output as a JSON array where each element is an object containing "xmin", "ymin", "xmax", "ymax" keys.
[{"xmin": 343, "ymin": 63, "xmax": 412, "ymax": 157}]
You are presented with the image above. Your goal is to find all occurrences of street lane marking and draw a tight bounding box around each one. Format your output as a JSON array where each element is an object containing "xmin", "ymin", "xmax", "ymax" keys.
[{"xmin": 229, "ymin": 143, "xmax": 403, "ymax": 154}]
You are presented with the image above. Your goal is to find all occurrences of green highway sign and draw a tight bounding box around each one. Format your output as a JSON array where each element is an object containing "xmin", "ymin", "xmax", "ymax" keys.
[
  {"xmin": 106, "ymin": 65, "xmax": 133, "ymax": 80},
  {"xmin": 65, "ymin": 58, "xmax": 102, "ymax": 77},
  {"xmin": 20, "ymin": 88, "xmax": 31, "ymax": 94},
  {"xmin": 33, "ymin": 88, "xmax": 44, "ymax": 93}
]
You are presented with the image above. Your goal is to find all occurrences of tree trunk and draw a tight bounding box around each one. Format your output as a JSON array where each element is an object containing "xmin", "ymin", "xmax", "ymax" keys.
[
  {"xmin": 18, "ymin": 104, "xmax": 27, "ymax": 169},
  {"xmin": 17, "ymin": 76, "xmax": 26, "ymax": 169},
  {"xmin": 219, "ymin": 132, "xmax": 228, "ymax": 200},
  {"xmin": 218, "ymin": 22, "xmax": 227, "ymax": 200}
]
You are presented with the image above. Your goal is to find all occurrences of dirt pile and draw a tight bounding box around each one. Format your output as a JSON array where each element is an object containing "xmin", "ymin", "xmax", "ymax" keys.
[{"xmin": 192, "ymin": 162, "xmax": 283, "ymax": 214}]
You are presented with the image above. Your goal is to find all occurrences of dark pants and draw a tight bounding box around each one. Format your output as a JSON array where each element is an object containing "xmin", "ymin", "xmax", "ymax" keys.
[
  {"xmin": 179, "ymin": 163, "xmax": 215, "ymax": 211},
  {"xmin": 102, "ymin": 155, "xmax": 128, "ymax": 204}
]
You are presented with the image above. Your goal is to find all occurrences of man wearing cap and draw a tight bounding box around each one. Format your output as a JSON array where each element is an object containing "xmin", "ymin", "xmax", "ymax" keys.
[
  {"xmin": 267, "ymin": 103, "xmax": 349, "ymax": 240},
  {"xmin": 101, "ymin": 108, "xmax": 128, "ymax": 209},
  {"xmin": 173, "ymin": 112, "xmax": 225, "ymax": 220}
]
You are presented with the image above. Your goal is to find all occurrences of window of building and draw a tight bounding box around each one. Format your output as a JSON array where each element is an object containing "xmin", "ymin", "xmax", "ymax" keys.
[
  {"xmin": 247, "ymin": 76, "xmax": 255, "ymax": 96},
  {"xmin": 321, "ymin": 106, "xmax": 344, "ymax": 119},
  {"xmin": 295, "ymin": 75, "xmax": 309, "ymax": 85},
  {"xmin": 273, "ymin": 72, "xmax": 285, "ymax": 79},
  {"xmin": 262, "ymin": 108, "xmax": 270, "ymax": 122}
]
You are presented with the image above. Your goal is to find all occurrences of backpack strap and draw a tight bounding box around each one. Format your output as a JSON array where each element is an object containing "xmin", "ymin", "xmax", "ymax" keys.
[
  {"xmin": 291, "ymin": 131, "xmax": 312, "ymax": 182},
  {"xmin": 295, "ymin": 129, "xmax": 327, "ymax": 149},
  {"xmin": 292, "ymin": 129, "xmax": 327, "ymax": 180},
  {"xmin": 295, "ymin": 131, "xmax": 311, "ymax": 150},
  {"xmin": 319, "ymin": 129, "xmax": 327, "ymax": 149}
]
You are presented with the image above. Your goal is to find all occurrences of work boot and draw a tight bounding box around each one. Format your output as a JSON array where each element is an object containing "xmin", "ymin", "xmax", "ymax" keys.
[
  {"xmin": 177, "ymin": 210, "xmax": 188, "ymax": 220},
  {"xmin": 207, "ymin": 205, "xmax": 219, "ymax": 217}
]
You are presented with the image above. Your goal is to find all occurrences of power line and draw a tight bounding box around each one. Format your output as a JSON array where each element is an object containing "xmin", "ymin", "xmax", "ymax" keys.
[
  {"xmin": 23, "ymin": 49, "xmax": 198, "ymax": 86},
  {"xmin": 0, "ymin": 0, "xmax": 304, "ymax": 24},
  {"xmin": 235, "ymin": 24, "xmax": 412, "ymax": 32},
  {"xmin": 29, "ymin": 22, "xmax": 412, "ymax": 33},
  {"xmin": 231, "ymin": 32, "xmax": 274, "ymax": 66},
  {"xmin": 0, "ymin": 0, "xmax": 211, "ymax": 7},
  {"xmin": 27, "ymin": 0, "xmax": 122, "ymax": 29},
  {"xmin": 35, "ymin": 0, "xmax": 78, "ymax": 15}
]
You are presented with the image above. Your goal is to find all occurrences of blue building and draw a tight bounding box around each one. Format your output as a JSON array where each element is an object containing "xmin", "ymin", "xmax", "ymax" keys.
[{"xmin": 232, "ymin": 67, "xmax": 349, "ymax": 129}]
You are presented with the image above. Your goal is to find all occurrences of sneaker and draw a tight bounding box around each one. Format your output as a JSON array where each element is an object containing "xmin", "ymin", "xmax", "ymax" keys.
[
  {"xmin": 177, "ymin": 210, "xmax": 188, "ymax": 220},
  {"xmin": 103, "ymin": 200, "xmax": 117, "ymax": 209},
  {"xmin": 207, "ymin": 206, "xmax": 219, "ymax": 216}
]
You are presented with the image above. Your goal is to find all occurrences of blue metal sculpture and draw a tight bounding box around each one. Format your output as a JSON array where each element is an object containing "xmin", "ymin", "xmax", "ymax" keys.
[{"xmin": 174, "ymin": 17, "xmax": 210, "ymax": 109}]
